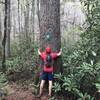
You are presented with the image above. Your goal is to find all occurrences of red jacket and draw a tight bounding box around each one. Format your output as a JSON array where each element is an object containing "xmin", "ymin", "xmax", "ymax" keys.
[{"xmin": 40, "ymin": 52, "xmax": 58, "ymax": 72}]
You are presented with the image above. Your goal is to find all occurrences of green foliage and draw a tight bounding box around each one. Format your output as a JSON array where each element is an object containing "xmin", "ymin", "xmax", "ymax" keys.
[
  {"xmin": 53, "ymin": 82, "xmax": 61, "ymax": 93},
  {"xmin": 0, "ymin": 0, "xmax": 99, "ymax": 99},
  {"xmin": 0, "ymin": 72, "xmax": 8, "ymax": 88},
  {"xmin": 95, "ymin": 83, "xmax": 100, "ymax": 90},
  {"xmin": 5, "ymin": 38, "xmax": 39, "ymax": 83},
  {"xmin": 77, "ymin": 93, "xmax": 94, "ymax": 100},
  {"xmin": 53, "ymin": 0, "xmax": 100, "ymax": 99}
]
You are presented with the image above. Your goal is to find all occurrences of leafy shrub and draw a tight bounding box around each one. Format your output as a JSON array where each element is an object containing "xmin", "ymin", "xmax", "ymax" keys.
[
  {"xmin": 53, "ymin": 1, "xmax": 100, "ymax": 99},
  {"xmin": 0, "ymin": 72, "xmax": 8, "ymax": 88},
  {"xmin": 5, "ymin": 38, "xmax": 40, "ymax": 83}
]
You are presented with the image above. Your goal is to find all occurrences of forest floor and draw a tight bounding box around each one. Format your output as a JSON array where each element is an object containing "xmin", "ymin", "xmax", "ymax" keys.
[
  {"xmin": 0, "ymin": 71, "xmax": 73, "ymax": 100},
  {"xmin": 2, "ymin": 82, "xmax": 67, "ymax": 100},
  {"xmin": 3, "ymin": 83, "xmax": 50, "ymax": 100}
]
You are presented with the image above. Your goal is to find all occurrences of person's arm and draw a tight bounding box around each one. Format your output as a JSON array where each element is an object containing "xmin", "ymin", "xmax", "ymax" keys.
[
  {"xmin": 57, "ymin": 48, "xmax": 62, "ymax": 56},
  {"xmin": 38, "ymin": 49, "xmax": 41, "ymax": 55},
  {"xmin": 51, "ymin": 49, "xmax": 62, "ymax": 59}
]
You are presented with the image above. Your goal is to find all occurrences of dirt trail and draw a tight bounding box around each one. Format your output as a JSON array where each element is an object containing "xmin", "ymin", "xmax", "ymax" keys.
[
  {"xmin": 4, "ymin": 83, "xmax": 50, "ymax": 100},
  {"xmin": 3, "ymin": 83, "xmax": 72, "ymax": 100},
  {"xmin": 5, "ymin": 91, "xmax": 49, "ymax": 100}
]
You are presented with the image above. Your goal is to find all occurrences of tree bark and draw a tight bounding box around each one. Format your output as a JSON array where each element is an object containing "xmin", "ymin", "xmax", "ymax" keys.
[
  {"xmin": 37, "ymin": 0, "xmax": 40, "ymax": 29},
  {"xmin": 2, "ymin": 0, "xmax": 8, "ymax": 72},
  {"xmin": 24, "ymin": 0, "xmax": 30, "ymax": 39},
  {"xmin": 0, "ymin": 13, "xmax": 2, "ymax": 57},
  {"xmin": 0, "ymin": 14, "xmax": 2, "ymax": 38},
  {"xmin": 21, "ymin": 4, "xmax": 24, "ymax": 33},
  {"xmin": 17, "ymin": 0, "xmax": 20, "ymax": 33},
  {"xmin": 13, "ymin": 14, "xmax": 16, "ymax": 39},
  {"xmin": 31, "ymin": 0, "xmax": 35, "ymax": 34},
  {"xmin": 39, "ymin": 0, "xmax": 62, "ymax": 73},
  {"xmin": 6, "ymin": 0, "xmax": 11, "ymax": 57}
]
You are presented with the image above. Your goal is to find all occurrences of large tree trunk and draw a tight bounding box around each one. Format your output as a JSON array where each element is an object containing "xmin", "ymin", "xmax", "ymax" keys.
[{"xmin": 39, "ymin": 0, "xmax": 62, "ymax": 73}]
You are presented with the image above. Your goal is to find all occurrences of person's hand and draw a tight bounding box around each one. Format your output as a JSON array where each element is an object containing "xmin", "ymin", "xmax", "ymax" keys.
[
  {"xmin": 57, "ymin": 48, "xmax": 62, "ymax": 56},
  {"xmin": 38, "ymin": 49, "xmax": 41, "ymax": 55},
  {"xmin": 59, "ymin": 48, "xmax": 62, "ymax": 53}
]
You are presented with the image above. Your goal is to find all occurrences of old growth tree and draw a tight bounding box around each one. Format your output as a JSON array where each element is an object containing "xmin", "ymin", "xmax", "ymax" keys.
[{"xmin": 39, "ymin": 0, "xmax": 62, "ymax": 73}]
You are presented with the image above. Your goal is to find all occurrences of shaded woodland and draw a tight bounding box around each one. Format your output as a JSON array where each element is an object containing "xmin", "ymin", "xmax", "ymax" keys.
[{"xmin": 0, "ymin": 0, "xmax": 100, "ymax": 100}]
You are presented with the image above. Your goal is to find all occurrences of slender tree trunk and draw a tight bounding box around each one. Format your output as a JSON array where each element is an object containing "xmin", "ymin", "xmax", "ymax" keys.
[
  {"xmin": 24, "ymin": 0, "xmax": 29, "ymax": 39},
  {"xmin": 39, "ymin": 0, "xmax": 62, "ymax": 73},
  {"xmin": 13, "ymin": 14, "xmax": 16, "ymax": 39},
  {"xmin": 17, "ymin": 0, "xmax": 20, "ymax": 33},
  {"xmin": 0, "ymin": 13, "xmax": 2, "ymax": 57},
  {"xmin": 21, "ymin": 4, "xmax": 23, "ymax": 33},
  {"xmin": 2, "ymin": 0, "xmax": 8, "ymax": 72},
  {"xmin": 6, "ymin": 0, "xmax": 11, "ymax": 57},
  {"xmin": 37, "ymin": 0, "xmax": 40, "ymax": 29},
  {"xmin": 31, "ymin": 0, "xmax": 35, "ymax": 33},
  {"xmin": 0, "ymin": 14, "xmax": 1, "ymax": 38}
]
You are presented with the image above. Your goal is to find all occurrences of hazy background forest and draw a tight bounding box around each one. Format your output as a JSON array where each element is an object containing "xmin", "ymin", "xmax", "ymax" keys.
[
  {"xmin": 0, "ymin": 0, "xmax": 100, "ymax": 100},
  {"xmin": 0, "ymin": 0, "xmax": 85, "ymax": 55}
]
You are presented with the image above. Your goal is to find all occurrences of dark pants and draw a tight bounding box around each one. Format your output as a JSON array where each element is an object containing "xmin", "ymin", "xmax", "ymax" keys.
[{"xmin": 41, "ymin": 71, "xmax": 53, "ymax": 81}]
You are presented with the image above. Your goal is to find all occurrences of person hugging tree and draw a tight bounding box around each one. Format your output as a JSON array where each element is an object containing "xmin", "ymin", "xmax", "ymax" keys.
[{"xmin": 37, "ymin": 46, "xmax": 62, "ymax": 97}]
